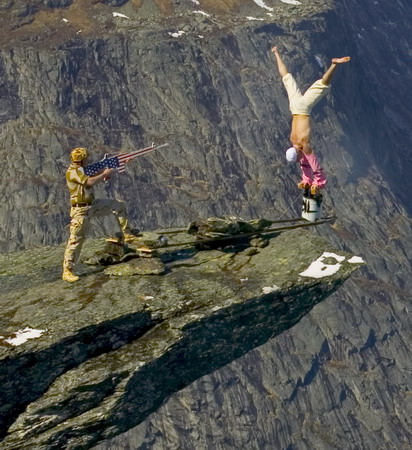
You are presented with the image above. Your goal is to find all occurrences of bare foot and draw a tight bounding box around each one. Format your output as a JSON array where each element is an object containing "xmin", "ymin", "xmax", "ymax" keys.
[{"xmin": 332, "ymin": 56, "xmax": 351, "ymax": 64}]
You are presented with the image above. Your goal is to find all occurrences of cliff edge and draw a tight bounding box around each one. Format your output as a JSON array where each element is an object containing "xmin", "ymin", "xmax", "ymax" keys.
[{"xmin": 0, "ymin": 227, "xmax": 363, "ymax": 449}]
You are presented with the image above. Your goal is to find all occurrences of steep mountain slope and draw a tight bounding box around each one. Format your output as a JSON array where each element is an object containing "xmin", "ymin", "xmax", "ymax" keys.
[{"xmin": 1, "ymin": 0, "xmax": 412, "ymax": 449}]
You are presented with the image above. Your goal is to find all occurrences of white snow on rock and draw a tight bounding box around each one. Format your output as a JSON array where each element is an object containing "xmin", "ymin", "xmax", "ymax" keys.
[
  {"xmin": 262, "ymin": 285, "xmax": 280, "ymax": 294},
  {"xmin": 4, "ymin": 328, "xmax": 46, "ymax": 346},
  {"xmin": 348, "ymin": 256, "xmax": 365, "ymax": 264},
  {"xmin": 113, "ymin": 12, "xmax": 130, "ymax": 19},
  {"xmin": 300, "ymin": 252, "xmax": 345, "ymax": 279},
  {"xmin": 253, "ymin": 0, "xmax": 274, "ymax": 11},
  {"xmin": 168, "ymin": 31, "xmax": 186, "ymax": 38},
  {"xmin": 190, "ymin": 0, "xmax": 200, "ymax": 4},
  {"xmin": 194, "ymin": 10, "xmax": 210, "ymax": 17},
  {"xmin": 62, "ymin": 18, "xmax": 69, "ymax": 23},
  {"xmin": 281, "ymin": 0, "xmax": 301, "ymax": 5},
  {"xmin": 246, "ymin": 16, "xmax": 265, "ymax": 21}
]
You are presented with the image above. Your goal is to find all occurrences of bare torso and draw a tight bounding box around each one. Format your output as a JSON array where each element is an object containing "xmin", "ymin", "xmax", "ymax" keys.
[{"xmin": 291, "ymin": 115, "xmax": 312, "ymax": 154}]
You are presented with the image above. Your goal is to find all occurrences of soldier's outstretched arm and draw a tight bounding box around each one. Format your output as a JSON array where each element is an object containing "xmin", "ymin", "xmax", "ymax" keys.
[{"xmin": 86, "ymin": 168, "xmax": 114, "ymax": 187}]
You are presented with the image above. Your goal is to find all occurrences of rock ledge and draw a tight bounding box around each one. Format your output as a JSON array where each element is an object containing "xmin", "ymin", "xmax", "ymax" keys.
[{"xmin": 0, "ymin": 227, "xmax": 363, "ymax": 449}]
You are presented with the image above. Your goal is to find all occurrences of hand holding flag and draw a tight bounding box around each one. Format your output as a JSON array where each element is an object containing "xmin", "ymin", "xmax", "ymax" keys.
[{"xmin": 84, "ymin": 143, "xmax": 169, "ymax": 177}]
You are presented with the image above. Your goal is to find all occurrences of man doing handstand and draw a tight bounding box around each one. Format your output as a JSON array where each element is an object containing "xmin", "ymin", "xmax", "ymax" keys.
[{"xmin": 271, "ymin": 46, "xmax": 350, "ymax": 194}]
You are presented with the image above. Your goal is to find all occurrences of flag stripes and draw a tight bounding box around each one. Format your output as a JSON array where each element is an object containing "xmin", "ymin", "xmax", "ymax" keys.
[{"xmin": 84, "ymin": 144, "xmax": 168, "ymax": 177}]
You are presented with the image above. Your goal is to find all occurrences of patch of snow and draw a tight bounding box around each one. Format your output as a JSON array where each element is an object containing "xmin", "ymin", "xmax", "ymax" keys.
[
  {"xmin": 246, "ymin": 16, "xmax": 265, "ymax": 21},
  {"xmin": 348, "ymin": 256, "xmax": 365, "ymax": 264},
  {"xmin": 5, "ymin": 328, "xmax": 46, "ymax": 346},
  {"xmin": 262, "ymin": 285, "xmax": 280, "ymax": 294},
  {"xmin": 281, "ymin": 0, "xmax": 301, "ymax": 4},
  {"xmin": 76, "ymin": 30, "xmax": 82, "ymax": 34},
  {"xmin": 322, "ymin": 252, "xmax": 346, "ymax": 262},
  {"xmin": 193, "ymin": 10, "xmax": 210, "ymax": 17},
  {"xmin": 240, "ymin": 278, "xmax": 249, "ymax": 283},
  {"xmin": 267, "ymin": 12, "xmax": 274, "ymax": 17},
  {"xmin": 198, "ymin": 35, "xmax": 204, "ymax": 39},
  {"xmin": 190, "ymin": 0, "xmax": 200, "ymax": 4},
  {"xmin": 168, "ymin": 31, "xmax": 186, "ymax": 38},
  {"xmin": 113, "ymin": 12, "xmax": 130, "ymax": 19},
  {"xmin": 62, "ymin": 18, "xmax": 69, "ymax": 23},
  {"xmin": 253, "ymin": 0, "xmax": 274, "ymax": 12},
  {"xmin": 300, "ymin": 252, "xmax": 345, "ymax": 279},
  {"xmin": 143, "ymin": 295, "xmax": 155, "ymax": 300}
]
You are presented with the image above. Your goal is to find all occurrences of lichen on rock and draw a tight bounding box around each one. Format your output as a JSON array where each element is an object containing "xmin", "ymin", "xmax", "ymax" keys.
[
  {"xmin": 104, "ymin": 257, "xmax": 166, "ymax": 276},
  {"xmin": 0, "ymin": 228, "xmax": 363, "ymax": 449}
]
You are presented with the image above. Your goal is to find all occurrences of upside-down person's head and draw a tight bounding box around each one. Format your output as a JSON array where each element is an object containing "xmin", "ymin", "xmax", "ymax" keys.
[{"xmin": 285, "ymin": 146, "xmax": 298, "ymax": 163}]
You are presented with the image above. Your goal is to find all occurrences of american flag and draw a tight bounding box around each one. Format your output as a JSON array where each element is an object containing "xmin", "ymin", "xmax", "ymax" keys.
[{"xmin": 84, "ymin": 143, "xmax": 169, "ymax": 177}]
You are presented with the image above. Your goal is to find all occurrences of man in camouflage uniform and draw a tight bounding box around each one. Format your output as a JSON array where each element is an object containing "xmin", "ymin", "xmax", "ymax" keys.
[{"xmin": 62, "ymin": 147, "xmax": 137, "ymax": 282}]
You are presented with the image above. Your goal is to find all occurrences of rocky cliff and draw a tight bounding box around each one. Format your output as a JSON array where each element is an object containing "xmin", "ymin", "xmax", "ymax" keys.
[
  {"xmin": 0, "ymin": 228, "xmax": 362, "ymax": 449},
  {"xmin": 1, "ymin": 0, "xmax": 412, "ymax": 449}
]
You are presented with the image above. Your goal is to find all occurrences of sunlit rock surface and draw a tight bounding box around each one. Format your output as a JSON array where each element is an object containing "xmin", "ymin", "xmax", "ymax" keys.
[
  {"xmin": 1, "ymin": 0, "xmax": 412, "ymax": 449},
  {"xmin": 0, "ymin": 229, "xmax": 362, "ymax": 449}
]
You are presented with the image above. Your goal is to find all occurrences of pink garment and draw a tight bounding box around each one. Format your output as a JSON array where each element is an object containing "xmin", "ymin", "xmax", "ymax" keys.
[{"xmin": 299, "ymin": 153, "xmax": 327, "ymax": 187}]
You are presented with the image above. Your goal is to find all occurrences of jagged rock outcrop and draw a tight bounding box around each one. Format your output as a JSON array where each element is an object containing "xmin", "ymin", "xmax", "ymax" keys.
[{"xmin": 0, "ymin": 228, "xmax": 362, "ymax": 449}]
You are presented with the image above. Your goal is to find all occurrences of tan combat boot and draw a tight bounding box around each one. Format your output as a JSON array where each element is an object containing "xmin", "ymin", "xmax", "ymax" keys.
[{"xmin": 62, "ymin": 269, "xmax": 79, "ymax": 282}]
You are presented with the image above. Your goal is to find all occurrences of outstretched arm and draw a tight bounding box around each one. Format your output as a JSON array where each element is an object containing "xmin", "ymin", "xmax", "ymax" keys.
[
  {"xmin": 271, "ymin": 46, "xmax": 289, "ymax": 78},
  {"xmin": 86, "ymin": 168, "xmax": 114, "ymax": 187},
  {"xmin": 321, "ymin": 56, "xmax": 351, "ymax": 86}
]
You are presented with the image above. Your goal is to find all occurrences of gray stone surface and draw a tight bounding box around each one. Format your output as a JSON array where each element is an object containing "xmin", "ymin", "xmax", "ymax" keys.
[
  {"xmin": 0, "ymin": 229, "xmax": 360, "ymax": 449},
  {"xmin": 0, "ymin": 0, "xmax": 412, "ymax": 449}
]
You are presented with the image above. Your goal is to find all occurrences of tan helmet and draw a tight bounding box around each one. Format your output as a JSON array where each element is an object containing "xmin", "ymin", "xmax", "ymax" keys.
[{"xmin": 70, "ymin": 147, "xmax": 88, "ymax": 163}]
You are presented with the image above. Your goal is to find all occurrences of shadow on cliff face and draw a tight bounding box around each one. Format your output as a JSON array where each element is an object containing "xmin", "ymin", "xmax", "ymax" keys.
[
  {"xmin": 0, "ymin": 229, "xmax": 363, "ymax": 449},
  {"xmin": 0, "ymin": 310, "xmax": 158, "ymax": 440},
  {"xmin": 0, "ymin": 59, "xmax": 22, "ymax": 124},
  {"xmin": 12, "ymin": 280, "xmax": 350, "ymax": 449}
]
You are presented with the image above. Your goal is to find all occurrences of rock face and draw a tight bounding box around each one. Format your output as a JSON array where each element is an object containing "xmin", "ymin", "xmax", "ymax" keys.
[
  {"xmin": 0, "ymin": 229, "xmax": 362, "ymax": 449},
  {"xmin": 1, "ymin": 0, "xmax": 412, "ymax": 449}
]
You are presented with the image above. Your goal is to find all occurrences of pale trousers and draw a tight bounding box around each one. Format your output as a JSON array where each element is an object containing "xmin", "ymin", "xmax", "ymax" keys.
[
  {"xmin": 282, "ymin": 73, "xmax": 330, "ymax": 116},
  {"xmin": 63, "ymin": 198, "xmax": 130, "ymax": 271}
]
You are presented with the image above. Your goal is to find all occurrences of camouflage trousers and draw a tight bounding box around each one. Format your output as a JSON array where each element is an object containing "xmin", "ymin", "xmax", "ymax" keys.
[{"xmin": 63, "ymin": 198, "xmax": 130, "ymax": 271}]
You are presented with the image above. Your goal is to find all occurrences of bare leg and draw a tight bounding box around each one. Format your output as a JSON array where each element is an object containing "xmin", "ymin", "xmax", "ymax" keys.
[
  {"xmin": 271, "ymin": 46, "xmax": 289, "ymax": 78},
  {"xmin": 322, "ymin": 56, "xmax": 350, "ymax": 86}
]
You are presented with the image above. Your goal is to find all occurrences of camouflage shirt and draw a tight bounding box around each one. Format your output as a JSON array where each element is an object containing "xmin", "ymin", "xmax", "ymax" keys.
[{"xmin": 66, "ymin": 164, "xmax": 95, "ymax": 206}]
